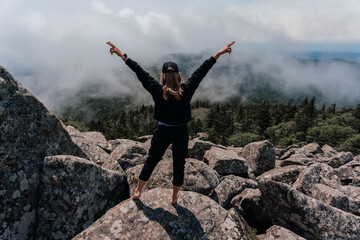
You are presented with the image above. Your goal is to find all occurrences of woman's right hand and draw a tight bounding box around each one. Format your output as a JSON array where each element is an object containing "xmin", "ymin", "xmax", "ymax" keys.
[
  {"xmin": 106, "ymin": 41, "xmax": 123, "ymax": 57},
  {"xmin": 213, "ymin": 41, "xmax": 235, "ymax": 60}
]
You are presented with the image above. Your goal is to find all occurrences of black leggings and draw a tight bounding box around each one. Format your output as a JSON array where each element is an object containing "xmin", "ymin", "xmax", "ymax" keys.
[{"xmin": 139, "ymin": 124, "xmax": 188, "ymax": 186}]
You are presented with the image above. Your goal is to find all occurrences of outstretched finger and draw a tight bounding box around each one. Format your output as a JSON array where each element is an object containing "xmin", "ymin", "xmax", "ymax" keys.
[
  {"xmin": 106, "ymin": 41, "xmax": 116, "ymax": 47},
  {"xmin": 227, "ymin": 41, "xmax": 235, "ymax": 47}
]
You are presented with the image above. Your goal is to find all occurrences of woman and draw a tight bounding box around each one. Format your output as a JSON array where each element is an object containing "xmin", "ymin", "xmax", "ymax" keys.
[{"xmin": 107, "ymin": 41, "xmax": 235, "ymax": 205}]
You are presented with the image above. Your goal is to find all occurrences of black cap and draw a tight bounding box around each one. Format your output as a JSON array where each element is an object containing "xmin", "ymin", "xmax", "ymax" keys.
[{"xmin": 162, "ymin": 61, "xmax": 179, "ymax": 73}]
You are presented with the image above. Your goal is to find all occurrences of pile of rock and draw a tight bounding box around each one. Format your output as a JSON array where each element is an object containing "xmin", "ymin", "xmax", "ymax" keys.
[{"xmin": 1, "ymin": 65, "xmax": 360, "ymax": 239}]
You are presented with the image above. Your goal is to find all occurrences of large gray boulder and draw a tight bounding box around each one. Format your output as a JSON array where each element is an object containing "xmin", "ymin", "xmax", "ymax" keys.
[
  {"xmin": 204, "ymin": 146, "xmax": 248, "ymax": 176},
  {"xmin": 36, "ymin": 155, "xmax": 129, "ymax": 240},
  {"xmin": 259, "ymin": 225, "xmax": 306, "ymax": 240},
  {"xmin": 0, "ymin": 66, "xmax": 87, "ymax": 239},
  {"xmin": 188, "ymin": 138, "xmax": 224, "ymax": 160},
  {"xmin": 312, "ymin": 184, "xmax": 349, "ymax": 212},
  {"xmin": 242, "ymin": 140, "xmax": 276, "ymax": 177},
  {"xmin": 340, "ymin": 186, "xmax": 360, "ymax": 216},
  {"xmin": 334, "ymin": 160, "xmax": 360, "ymax": 185},
  {"xmin": 322, "ymin": 144, "xmax": 338, "ymax": 158},
  {"xmin": 258, "ymin": 179, "xmax": 360, "ymax": 240},
  {"xmin": 73, "ymin": 188, "xmax": 250, "ymax": 240},
  {"xmin": 256, "ymin": 165, "xmax": 306, "ymax": 186},
  {"xmin": 293, "ymin": 163, "xmax": 341, "ymax": 195},
  {"xmin": 211, "ymin": 175, "xmax": 258, "ymax": 209},
  {"xmin": 66, "ymin": 126, "xmax": 110, "ymax": 165},
  {"xmin": 126, "ymin": 158, "xmax": 219, "ymax": 196},
  {"xmin": 327, "ymin": 151, "xmax": 353, "ymax": 168},
  {"xmin": 104, "ymin": 140, "xmax": 148, "ymax": 171}
]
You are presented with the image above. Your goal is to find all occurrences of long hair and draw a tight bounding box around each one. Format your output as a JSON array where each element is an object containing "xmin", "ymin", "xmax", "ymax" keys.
[{"xmin": 160, "ymin": 67, "xmax": 183, "ymax": 101}]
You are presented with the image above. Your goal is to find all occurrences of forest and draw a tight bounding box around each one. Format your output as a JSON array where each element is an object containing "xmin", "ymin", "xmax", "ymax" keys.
[{"xmin": 61, "ymin": 96, "xmax": 360, "ymax": 155}]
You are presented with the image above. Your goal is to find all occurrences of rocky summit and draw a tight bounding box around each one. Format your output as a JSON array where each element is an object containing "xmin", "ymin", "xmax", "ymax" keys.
[{"xmin": 1, "ymin": 65, "xmax": 360, "ymax": 239}]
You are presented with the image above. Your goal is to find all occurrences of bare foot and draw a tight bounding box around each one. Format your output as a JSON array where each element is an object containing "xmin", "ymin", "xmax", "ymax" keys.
[
  {"xmin": 171, "ymin": 192, "xmax": 179, "ymax": 205},
  {"xmin": 131, "ymin": 191, "xmax": 141, "ymax": 200}
]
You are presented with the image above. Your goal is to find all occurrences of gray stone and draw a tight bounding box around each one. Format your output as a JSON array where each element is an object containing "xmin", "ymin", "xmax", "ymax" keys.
[
  {"xmin": 279, "ymin": 144, "xmax": 299, "ymax": 159},
  {"xmin": 264, "ymin": 225, "xmax": 306, "ymax": 240},
  {"xmin": 258, "ymin": 179, "xmax": 360, "ymax": 240},
  {"xmin": 293, "ymin": 163, "xmax": 341, "ymax": 195},
  {"xmin": 66, "ymin": 126, "xmax": 110, "ymax": 165},
  {"xmin": 126, "ymin": 158, "xmax": 219, "ymax": 196},
  {"xmin": 312, "ymin": 184, "xmax": 349, "ymax": 212},
  {"xmin": 327, "ymin": 151, "xmax": 353, "ymax": 168},
  {"xmin": 334, "ymin": 160, "xmax": 360, "ymax": 185},
  {"xmin": 279, "ymin": 155, "xmax": 314, "ymax": 167},
  {"xmin": 0, "ymin": 66, "xmax": 87, "ymax": 240},
  {"xmin": 204, "ymin": 147, "xmax": 248, "ymax": 176},
  {"xmin": 107, "ymin": 139, "xmax": 128, "ymax": 152},
  {"xmin": 36, "ymin": 155, "xmax": 129, "ymax": 240},
  {"xmin": 322, "ymin": 144, "xmax": 338, "ymax": 158},
  {"xmin": 73, "ymin": 188, "xmax": 250, "ymax": 240},
  {"xmin": 257, "ymin": 165, "xmax": 306, "ymax": 186},
  {"xmin": 340, "ymin": 186, "xmax": 360, "ymax": 216},
  {"xmin": 105, "ymin": 140, "xmax": 148, "ymax": 171},
  {"xmin": 242, "ymin": 140, "xmax": 276, "ymax": 177},
  {"xmin": 188, "ymin": 138, "xmax": 224, "ymax": 160},
  {"xmin": 299, "ymin": 142, "xmax": 323, "ymax": 157},
  {"xmin": 212, "ymin": 175, "xmax": 258, "ymax": 209},
  {"xmin": 227, "ymin": 146, "xmax": 244, "ymax": 158}
]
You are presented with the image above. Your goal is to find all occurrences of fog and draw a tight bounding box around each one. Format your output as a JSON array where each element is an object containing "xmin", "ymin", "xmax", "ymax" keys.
[{"xmin": 1, "ymin": 0, "xmax": 359, "ymax": 109}]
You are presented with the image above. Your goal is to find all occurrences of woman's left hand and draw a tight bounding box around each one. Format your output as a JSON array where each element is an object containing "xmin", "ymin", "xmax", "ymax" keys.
[{"xmin": 106, "ymin": 41, "xmax": 123, "ymax": 57}]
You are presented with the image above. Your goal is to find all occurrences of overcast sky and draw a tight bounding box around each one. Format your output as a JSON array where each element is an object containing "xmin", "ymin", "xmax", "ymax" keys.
[{"xmin": 1, "ymin": 0, "xmax": 359, "ymax": 109}]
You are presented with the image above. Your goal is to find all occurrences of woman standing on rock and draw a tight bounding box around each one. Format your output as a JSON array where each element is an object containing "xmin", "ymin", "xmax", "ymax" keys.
[{"xmin": 107, "ymin": 41, "xmax": 235, "ymax": 205}]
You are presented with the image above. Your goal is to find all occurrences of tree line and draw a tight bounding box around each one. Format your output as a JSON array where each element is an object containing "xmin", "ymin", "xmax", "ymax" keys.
[{"xmin": 62, "ymin": 97, "xmax": 360, "ymax": 155}]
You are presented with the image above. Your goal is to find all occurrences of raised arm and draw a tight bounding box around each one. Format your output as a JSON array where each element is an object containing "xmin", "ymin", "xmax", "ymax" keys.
[
  {"xmin": 186, "ymin": 41, "xmax": 235, "ymax": 93},
  {"xmin": 106, "ymin": 41, "xmax": 160, "ymax": 95}
]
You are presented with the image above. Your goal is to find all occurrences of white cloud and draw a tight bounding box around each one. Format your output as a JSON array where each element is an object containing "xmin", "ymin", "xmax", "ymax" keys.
[{"xmin": 92, "ymin": 1, "xmax": 112, "ymax": 15}]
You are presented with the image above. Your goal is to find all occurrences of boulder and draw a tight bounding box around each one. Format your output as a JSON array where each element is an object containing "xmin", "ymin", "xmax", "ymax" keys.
[
  {"xmin": 0, "ymin": 66, "xmax": 87, "ymax": 240},
  {"xmin": 339, "ymin": 186, "xmax": 360, "ymax": 216},
  {"xmin": 66, "ymin": 126, "xmax": 110, "ymax": 165},
  {"xmin": 299, "ymin": 142, "xmax": 323, "ymax": 157},
  {"xmin": 36, "ymin": 155, "xmax": 129, "ymax": 239},
  {"xmin": 279, "ymin": 144, "xmax": 299, "ymax": 159},
  {"xmin": 262, "ymin": 225, "xmax": 306, "ymax": 240},
  {"xmin": 327, "ymin": 151, "xmax": 353, "ymax": 168},
  {"xmin": 188, "ymin": 138, "xmax": 224, "ymax": 160},
  {"xmin": 107, "ymin": 139, "xmax": 128, "ymax": 152},
  {"xmin": 279, "ymin": 154, "xmax": 314, "ymax": 167},
  {"xmin": 204, "ymin": 147, "xmax": 248, "ymax": 176},
  {"xmin": 258, "ymin": 179, "xmax": 360, "ymax": 240},
  {"xmin": 312, "ymin": 184, "xmax": 349, "ymax": 212},
  {"xmin": 242, "ymin": 140, "xmax": 276, "ymax": 177},
  {"xmin": 211, "ymin": 175, "xmax": 258, "ymax": 209},
  {"xmin": 126, "ymin": 158, "xmax": 219, "ymax": 196},
  {"xmin": 322, "ymin": 144, "xmax": 338, "ymax": 158},
  {"xmin": 105, "ymin": 140, "xmax": 148, "ymax": 171},
  {"xmin": 73, "ymin": 188, "xmax": 250, "ymax": 240},
  {"xmin": 293, "ymin": 163, "xmax": 341, "ymax": 195},
  {"xmin": 227, "ymin": 146, "xmax": 244, "ymax": 158},
  {"xmin": 256, "ymin": 165, "xmax": 306, "ymax": 186},
  {"xmin": 231, "ymin": 188, "xmax": 270, "ymax": 232},
  {"xmin": 334, "ymin": 160, "xmax": 360, "ymax": 185}
]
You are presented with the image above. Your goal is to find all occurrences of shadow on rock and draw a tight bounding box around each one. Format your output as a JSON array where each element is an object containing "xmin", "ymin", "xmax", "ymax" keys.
[{"xmin": 134, "ymin": 199, "xmax": 209, "ymax": 240}]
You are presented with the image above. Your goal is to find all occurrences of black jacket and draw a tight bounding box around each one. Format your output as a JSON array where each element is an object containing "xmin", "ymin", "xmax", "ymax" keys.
[{"xmin": 126, "ymin": 56, "xmax": 216, "ymax": 125}]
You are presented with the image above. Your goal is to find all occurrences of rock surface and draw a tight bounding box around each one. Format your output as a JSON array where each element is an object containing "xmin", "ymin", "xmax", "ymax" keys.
[
  {"xmin": 105, "ymin": 140, "xmax": 148, "ymax": 171},
  {"xmin": 257, "ymin": 165, "xmax": 306, "ymax": 185},
  {"xmin": 73, "ymin": 188, "xmax": 250, "ymax": 240},
  {"xmin": 242, "ymin": 140, "xmax": 276, "ymax": 177},
  {"xmin": 0, "ymin": 66, "xmax": 87, "ymax": 239},
  {"xmin": 66, "ymin": 126, "xmax": 110, "ymax": 165},
  {"xmin": 204, "ymin": 146, "xmax": 248, "ymax": 176},
  {"xmin": 258, "ymin": 179, "xmax": 360, "ymax": 240},
  {"xmin": 261, "ymin": 225, "xmax": 306, "ymax": 240},
  {"xmin": 212, "ymin": 175, "xmax": 258, "ymax": 209},
  {"xmin": 36, "ymin": 155, "xmax": 129, "ymax": 239},
  {"xmin": 188, "ymin": 138, "xmax": 224, "ymax": 161},
  {"xmin": 126, "ymin": 158, "xmax": 219, "ymax": 196}
]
